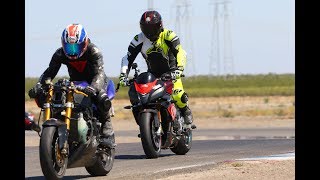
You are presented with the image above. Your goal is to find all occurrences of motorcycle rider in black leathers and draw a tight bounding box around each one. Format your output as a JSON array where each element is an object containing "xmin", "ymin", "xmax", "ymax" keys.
[
  {"xmin": 28, "ymin": 23, "xmax": 115, "ymax": 148},
  {"xmin": 118, "ymin": 10, "xmax": 195, "ymax": 129}
]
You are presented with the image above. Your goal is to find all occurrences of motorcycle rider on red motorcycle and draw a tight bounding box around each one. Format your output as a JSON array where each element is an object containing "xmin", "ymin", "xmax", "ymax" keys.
[
  {"xmin": 118, "ymin": 10, "xmax": 195, "ymax": 129},
  {"xmin": 28, "ymin": 23, "xmax": 116, "ymax": 148}
]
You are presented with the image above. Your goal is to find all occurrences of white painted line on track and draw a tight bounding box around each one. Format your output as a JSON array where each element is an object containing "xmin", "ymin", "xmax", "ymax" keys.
[
  {"xmin": 236, "ymin": 152, "xmax": 295, "ymax": 161},
  {"xmin": 153, "ymin": 162, "xmax": 217, "ymax": 174}
]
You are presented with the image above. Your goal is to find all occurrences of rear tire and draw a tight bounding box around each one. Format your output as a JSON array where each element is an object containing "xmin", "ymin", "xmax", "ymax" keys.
[
  {"xmin": 39, "ymin": 126, "xmax": 67, "ymax": 180},
  {"xmin": 140, "ymin": 112, "xmax": 161, "ymax": 159},
  {"xmin": 170, "ymin": 129, "xmax": 192, "ymax": 155},
  {"xmin": 85, "ymin": 148, "xmax": 115, "ymax": 176}
]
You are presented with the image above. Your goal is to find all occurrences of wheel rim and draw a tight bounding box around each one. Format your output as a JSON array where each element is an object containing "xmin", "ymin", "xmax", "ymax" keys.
[
  {"xmin": 183, "ymin": 130, "xmax": 192, "ymax": 147},
  {"xmin": 151, "ymin": 120, "xmax": 161, "ymax": 151},
  {"xmin": 53, "ymin": 135, "xmax": 66, "ymax": 174},
  {"xmin": 100, "ymin": 148, "xmax": 113, "ymax": 166}
]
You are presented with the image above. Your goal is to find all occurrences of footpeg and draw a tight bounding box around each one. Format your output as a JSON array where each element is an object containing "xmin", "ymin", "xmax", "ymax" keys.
[
  {"xmin": 99, "ymin": 141, "xmax": 117, "ymax": 148},
  {"xmin": 31, "ymin": 122, "xmax": 41, "ymax": 133},
  {"xmin": 183, "ymin": 123, "xmax": 197, "ymax": 131}
]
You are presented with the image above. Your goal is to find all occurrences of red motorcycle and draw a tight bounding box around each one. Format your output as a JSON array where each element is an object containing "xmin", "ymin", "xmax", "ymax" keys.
[
  {"xmin": 25, "ymin": 111, "xmax": 41, "ymax": 132},
  {"xmin": 117, "ymin": 63, "xmax": 195, "ymax": 159}
]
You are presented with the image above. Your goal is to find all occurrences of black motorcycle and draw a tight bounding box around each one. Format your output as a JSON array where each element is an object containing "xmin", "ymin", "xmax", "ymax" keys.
[
  {"xmin": 34, "ymin": 78, "xmax": 115, "ymax": 179},
  {"xmin": 117, "ymin": 63, "xmax": 195, "ymax": 159}
]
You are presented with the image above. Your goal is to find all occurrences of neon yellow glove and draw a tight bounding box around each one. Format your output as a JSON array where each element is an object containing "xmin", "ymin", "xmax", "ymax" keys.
[
  {"xmin": 171, "ymin": 69, "xmax": 183, "ymax": 79},
  {"xmin": 119, "ymin": 73, "xmax": 128, "ymax": 87}
]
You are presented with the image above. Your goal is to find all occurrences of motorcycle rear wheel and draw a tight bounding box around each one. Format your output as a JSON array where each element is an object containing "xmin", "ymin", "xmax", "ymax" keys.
[
  {"xmin": 140, "ymin": 112, "xmax": 161, "ymax": 159},
  {"xmin": 39, "ymin": 126, "xmax": 68, "ymax": 180},
  {"xmin": 85, "ymin": 147, "xmax": 115, "ymax": 176},
  {"xmin": 170, "ymin": 129, "xmax": 192, "ymax": 155}
]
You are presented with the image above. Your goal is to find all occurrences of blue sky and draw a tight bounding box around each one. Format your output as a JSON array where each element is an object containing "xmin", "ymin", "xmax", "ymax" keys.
[{"xmin": 25, "ymin": 0, "xmax": 295, "ymax": 78}]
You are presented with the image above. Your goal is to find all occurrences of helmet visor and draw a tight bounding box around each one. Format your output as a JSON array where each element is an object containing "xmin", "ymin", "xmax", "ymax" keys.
[
  {"xmin": 63, "ymin": 42, "xmax": 85, "ymax": 57},
  {"xmin": 140, "ymin": 24, "xmax": 161, "ymax": 41}
]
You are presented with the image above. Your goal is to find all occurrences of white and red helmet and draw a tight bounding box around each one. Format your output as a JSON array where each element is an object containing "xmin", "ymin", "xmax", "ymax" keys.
[{"xmin": 61, "ymin": 23, "xmax": 89, "ymax": 59}]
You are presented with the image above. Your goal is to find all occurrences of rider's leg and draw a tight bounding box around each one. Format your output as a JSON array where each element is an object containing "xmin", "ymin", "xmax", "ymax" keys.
[
  {"xmin": 171, "ymin": 79, "xmax": 194, "ymax": 128},
  {"xmin": 96, "ymin": 89, "xmax": 116, "ymax": 148}
]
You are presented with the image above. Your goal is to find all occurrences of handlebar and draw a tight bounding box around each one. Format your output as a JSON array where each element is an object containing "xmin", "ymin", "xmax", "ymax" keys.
[
  {"xmin": 115, "ymin": 79, "xmax": 132, "ymax": 92},
  {"xmin": 116, "ymin": 72, "xmax": 185, "ymax": 92},
  {"xmin": 160, "ymin": 70, "xmax": 185, "ymax": 81},
  {"xmin": 115, "ymin": 63, "xmax": 185, "ymax": 92},
  {"xmin": 74, "ymin": 85, "xmax": 96, "ymax": 97},
  {"xmin": 116, "ymin": 83, "xmax": 120, "ymax": 92},
  {"xmin": 75, "ymin": 86, "xmax": 85, "ymax": 92}
]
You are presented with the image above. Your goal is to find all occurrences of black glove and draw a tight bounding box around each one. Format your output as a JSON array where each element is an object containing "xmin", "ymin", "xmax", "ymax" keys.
[
  {"xmin": 84, "ymin": 85, "xmax": 97, "ymax": 96},
  {"xmin": 28, "ymin": 83, "xmax": 42, "ymax": 99}
]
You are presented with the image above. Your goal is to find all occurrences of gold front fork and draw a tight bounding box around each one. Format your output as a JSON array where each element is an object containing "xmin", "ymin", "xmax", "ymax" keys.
[
  {"xmin": 43, "ymin": 87, "xmax": 73, "ymax": 131},
  {"xmin": 64, "ymin": 91, "xmax": 74, "ymax": 130},
  {"xmin": 43, "ymin": 88, "xmax": 53, "ymax": 121}
]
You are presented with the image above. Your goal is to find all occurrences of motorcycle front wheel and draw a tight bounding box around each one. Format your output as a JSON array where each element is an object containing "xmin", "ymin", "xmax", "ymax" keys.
[
  {"xmin": 139, "ymin": 112, "xmax": 161, "ymax": 159},
  {"xmin": 39, "ymin": 126, "xmax": 68, "ymax": 180}
]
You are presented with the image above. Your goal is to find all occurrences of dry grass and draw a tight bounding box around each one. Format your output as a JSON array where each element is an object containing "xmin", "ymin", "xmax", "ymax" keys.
[{"xmin": 25, "ymin": 96, "xmax": 295, "ymax": 123}]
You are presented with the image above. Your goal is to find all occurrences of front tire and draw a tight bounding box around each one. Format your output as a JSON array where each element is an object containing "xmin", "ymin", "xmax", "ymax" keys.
[
  {"xmin": 140, "ymin": 112, "xmax": 161, "ymax": 159},
  {"xmin": 39, "ymin": 126, "xmax": 68, "ymax": 180}
]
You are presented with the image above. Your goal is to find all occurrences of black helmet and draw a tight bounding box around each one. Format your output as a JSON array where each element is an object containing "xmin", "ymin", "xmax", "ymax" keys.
[{"xmin": 140, "ymin": 10, "xmax": 163, "ymax": 41}]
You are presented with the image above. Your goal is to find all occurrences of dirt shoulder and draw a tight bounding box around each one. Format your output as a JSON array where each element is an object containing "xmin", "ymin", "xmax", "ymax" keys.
[
  {"xmin": 158, "ymin": 159, "xmax": 295, "ymax": 180},
  {"xmin": 25, "ymin": 96, "xmax": 295, "ymax": 130}
]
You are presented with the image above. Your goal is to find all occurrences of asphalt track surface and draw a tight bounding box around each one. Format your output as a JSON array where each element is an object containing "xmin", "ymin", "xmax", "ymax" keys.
[{"xmin": 25, "ymin": 128, "xmax": 295, "ymax": 179}]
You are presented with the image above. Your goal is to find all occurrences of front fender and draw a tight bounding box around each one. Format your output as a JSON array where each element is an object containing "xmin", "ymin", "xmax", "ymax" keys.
[
  {"xmin": 139, "ymin": 109, "xmax": 160, "ymax": 128},
  {"xmin": 42, "ymin": 118, "xmax": 68, "ymax": 150}
]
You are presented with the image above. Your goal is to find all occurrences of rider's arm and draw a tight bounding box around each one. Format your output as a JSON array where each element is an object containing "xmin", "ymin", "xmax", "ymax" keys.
[
  {"xmin": 38, "ymin": 48, "xmax": 63, "ymax": 84},
  {"xmin": 121, "ymin": 34, "xmax": 143, "ymax": 75},
  {"xmin": 87, "ymin": 43, "xmax": 106, "ymax": 92},
  {"xmin": 164, "ymin": 30, "xmax": 187, "ymax": 70}
]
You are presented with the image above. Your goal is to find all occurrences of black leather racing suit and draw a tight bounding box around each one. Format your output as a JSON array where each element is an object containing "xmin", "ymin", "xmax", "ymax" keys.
[{"xmin": 37, "ymin": 40, "xmax": 114, "ymax": 142}]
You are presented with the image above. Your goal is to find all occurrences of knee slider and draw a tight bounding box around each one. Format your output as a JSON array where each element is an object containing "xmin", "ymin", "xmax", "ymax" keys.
[{"xmin": 181, "ymin": 92, "xmax": 189, "ymax": 104}]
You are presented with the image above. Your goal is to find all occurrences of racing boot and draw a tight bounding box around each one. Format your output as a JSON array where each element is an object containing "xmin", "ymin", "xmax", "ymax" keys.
[
  {"xmin": 99, "ymin": 114, "xmax": 116, "ymax": 148},
  {"xmin": 180, "ymin": 105, "xmax": 197, "ymax": 130},
  {"xmin": 173, "ymin": 117, "xmax": 183, "ymax": 135}
]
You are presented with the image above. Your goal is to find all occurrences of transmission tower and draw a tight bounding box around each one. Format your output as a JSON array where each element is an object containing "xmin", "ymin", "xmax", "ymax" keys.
[
  {"xmin": 147, "ymin": 0, "xmax": 154, "ymax": 10},
  {"xmin": 209, "ymin": 0, "xmax": 234, "ymax": 77},
  {"xmin": 173, "ymin": 0, "xmax": 196, "ymax": 76},
  {"xmin": 209, "ymin": 1, "xmax": 221, "ymax": 76},
  {"xmin": 133, "ymin": 0, "xmax": 156, "ymax": 74}
]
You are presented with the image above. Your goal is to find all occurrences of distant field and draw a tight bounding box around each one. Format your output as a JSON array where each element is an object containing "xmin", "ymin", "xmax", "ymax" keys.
[{"xmin": 25, "ymin": 73, "xmax": 294, "ymax": 100}]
